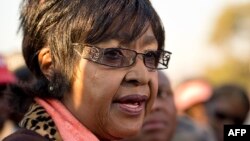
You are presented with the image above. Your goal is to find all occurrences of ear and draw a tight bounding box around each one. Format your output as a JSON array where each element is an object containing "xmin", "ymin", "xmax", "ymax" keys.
[{"xmin": 38, "ymin": 47, "xmax": 53, "ymax": 80}]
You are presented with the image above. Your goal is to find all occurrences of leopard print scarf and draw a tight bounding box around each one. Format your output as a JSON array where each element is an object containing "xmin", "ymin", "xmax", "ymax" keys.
[{"xmin": 19, "ymin": 103, "xmax": 62, "ymax": 141}]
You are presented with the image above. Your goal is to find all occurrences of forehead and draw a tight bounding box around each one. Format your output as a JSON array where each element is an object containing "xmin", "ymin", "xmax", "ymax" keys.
[
  {"xmin": 96, "ymin": 26, "xmax": 158, "ymax": 48},
  {"xmin": 117, "ymin": 25, "xmax": 157, "ymax": 44}
]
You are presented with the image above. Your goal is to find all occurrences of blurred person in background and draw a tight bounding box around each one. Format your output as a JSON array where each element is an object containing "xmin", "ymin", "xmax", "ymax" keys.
[
  {"xmin": 3, "ymin": 53, "xmax": 36, "ymax": 126},
  {"xmin": 5, "ymin": 52, "xmax": 35, "ymax": 84},
  {"xmin": 14, "ymin": 65, "xmax": 34, "ymax": 83},
  {"xmin": 171, "ymin": 78, "xmax": 216, "ymax": 141},
  {"xmin": 122, "ymin": 71, "xmax": 177, "ymax": 141},
  {"xmin": 0, "ymin": 55, "xmax": 17, "ymax": 140},
  {"xmin": 205, "ymin": 84, "xmax": 250, "ymax": 141}
]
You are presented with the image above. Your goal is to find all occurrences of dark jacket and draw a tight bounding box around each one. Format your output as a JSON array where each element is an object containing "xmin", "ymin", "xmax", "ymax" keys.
[{"xmin": 3, "ymin": 129, "xmax": 50, "ymax": 141}]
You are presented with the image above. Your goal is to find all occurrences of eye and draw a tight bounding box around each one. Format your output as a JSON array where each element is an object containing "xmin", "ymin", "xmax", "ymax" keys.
[
  {"xmin": 157, "ymin": 86, "xmax": 173, "ymax": 99},
  {"xmin": 100, "ymin": 48, "xmax": 125, "ymax": 67},
  {"xmin": 103, "ymin": 48, "xmax": 124, "ymax": 60},
  {"xmin": 145, "ymin": 51, "xmax": 158, "ymax": 57},
  {"xmin": 144, "ymin": 51, "xmax": 159, "ymax": 68},
  {"xmin": 157, "ymin": 90, "xmax": 168, "ymax": 99}
]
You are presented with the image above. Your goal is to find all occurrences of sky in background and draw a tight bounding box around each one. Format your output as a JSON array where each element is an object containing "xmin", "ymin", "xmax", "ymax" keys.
[{"xmin": 0, "ymin": 0, "xmax": 248, "ymax": 85}]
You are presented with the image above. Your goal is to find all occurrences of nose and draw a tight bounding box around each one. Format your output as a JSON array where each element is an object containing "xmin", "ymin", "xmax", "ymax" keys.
[{"xmin": 123, "ymin": 57, "xmax": 150, "ymax": 86}]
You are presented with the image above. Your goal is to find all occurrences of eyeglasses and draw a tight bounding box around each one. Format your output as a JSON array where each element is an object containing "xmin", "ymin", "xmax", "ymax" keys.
[{"xmin": 72, "ymin": 43, "xmax": 171, "ymax": 70}]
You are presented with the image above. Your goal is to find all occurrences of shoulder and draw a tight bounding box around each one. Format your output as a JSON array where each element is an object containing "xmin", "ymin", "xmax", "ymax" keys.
[{"xmin": 3, "ymin": 129, "xmax": 50, "ymax": 141}]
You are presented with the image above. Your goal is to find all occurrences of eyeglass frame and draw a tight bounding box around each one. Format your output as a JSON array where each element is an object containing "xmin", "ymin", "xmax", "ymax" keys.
[{"xmin": 72, "ymin": 43, "xmax": 172, "ymax": 70}]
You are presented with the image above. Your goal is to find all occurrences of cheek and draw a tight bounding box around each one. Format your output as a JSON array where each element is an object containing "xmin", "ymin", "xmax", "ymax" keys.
[
  {"xmin": 167, "ymin": 97, "xmax": 177, "ymax": 114},
  {"xmin": 84, "ymin": 69, "xmax": 120, "ymax": 107},
  {"xmin": 82, "ymin": 67, "xmax": 125, "ymax": 117},
  {"xmin": 86, "ymin": 69, "xmax": 124, "ymax": 98}
]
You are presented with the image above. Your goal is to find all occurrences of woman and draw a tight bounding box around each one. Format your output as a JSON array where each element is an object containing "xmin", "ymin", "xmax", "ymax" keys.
[{"xmin": 4, "ymin": 0, "xmax": 171, "ymax": 140}]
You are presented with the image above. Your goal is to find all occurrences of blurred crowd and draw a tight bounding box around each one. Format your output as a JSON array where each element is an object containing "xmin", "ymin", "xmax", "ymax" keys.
[
  {"xmin": 1, "ymin": 52, "xmax": 249, "ymax": 141},
  {"xmin": 0, "ymin": 53, "xmax": 34, "ymax": 140}
]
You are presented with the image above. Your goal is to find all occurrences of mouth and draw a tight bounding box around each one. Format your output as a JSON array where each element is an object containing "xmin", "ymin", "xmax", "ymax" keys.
[
  {"xmin": 113, "ymin": 94, "xmax": 148, "ymax": 116},
  {"xmin": 142, "ymin": 118, "xmax": 168, "ymax": 132}
]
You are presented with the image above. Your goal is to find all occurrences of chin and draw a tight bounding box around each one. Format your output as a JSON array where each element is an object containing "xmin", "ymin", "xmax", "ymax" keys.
[
  {"xmin": 107, "ymin": 110, "xmax": 145, "ymax": 139},
  {"xmin": 109, "ymin": 124, "xmax": 142, "ymax": 140},
  {"xmin": 123, "ymin": 126, "xmax": 141, "ymax": 137},
  {"xmin": 147, "ymin": 135, "xmax": 167, "ymax": 141}
]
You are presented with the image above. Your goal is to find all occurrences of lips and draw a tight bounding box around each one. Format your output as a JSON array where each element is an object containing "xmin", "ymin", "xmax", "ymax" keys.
[
  {"xmin": 142, "ymin": 117, "xmax": 168, "ymax": 132},
  {"xmin": 113, "ymin": 94, "xmax": 148, "ymax": 116}
]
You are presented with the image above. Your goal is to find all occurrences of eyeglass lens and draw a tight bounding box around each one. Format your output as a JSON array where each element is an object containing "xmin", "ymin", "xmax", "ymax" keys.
[{"xmin": 101, "ymin": 48, "xmax": 135, "ymax": 67}]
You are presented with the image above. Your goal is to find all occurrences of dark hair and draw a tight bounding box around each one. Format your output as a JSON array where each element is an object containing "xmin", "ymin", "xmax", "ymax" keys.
[
  {"xmin": 20, "ymin": 0, "xmax": 165, "ymax": 99},
  {"xmin": 206, "ymin": 84, "xmax": 250, "ymax": 118}
]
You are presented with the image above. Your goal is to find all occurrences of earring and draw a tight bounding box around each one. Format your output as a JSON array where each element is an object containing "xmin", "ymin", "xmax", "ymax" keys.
[{"xmin": 49, "ymin": 85, "xmax": 54, "ymax": 91}]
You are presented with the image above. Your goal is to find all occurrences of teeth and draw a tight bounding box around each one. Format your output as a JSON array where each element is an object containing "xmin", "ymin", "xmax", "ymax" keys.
[
  {"xmin": 118, "ymin": 101, "xmax": 144, "ymax": 115},
  {"xmin": 123, "ymin": 102, "xmax": 140, "ymax": 108},
  {"xmin": 133, "ymin": 102, "xmax": 139, "ymax": 105}
]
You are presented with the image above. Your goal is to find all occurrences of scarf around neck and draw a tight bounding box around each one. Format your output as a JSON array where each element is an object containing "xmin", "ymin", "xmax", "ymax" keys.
[{"xmin": 35, "ymin": 97, "xmax": 99, "ymax": 141}]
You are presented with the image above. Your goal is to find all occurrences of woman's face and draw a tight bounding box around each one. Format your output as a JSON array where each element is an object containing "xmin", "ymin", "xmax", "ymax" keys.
[{"xmin": 63, "ymin": 26, "xmax": 158, "ymax": 140}]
